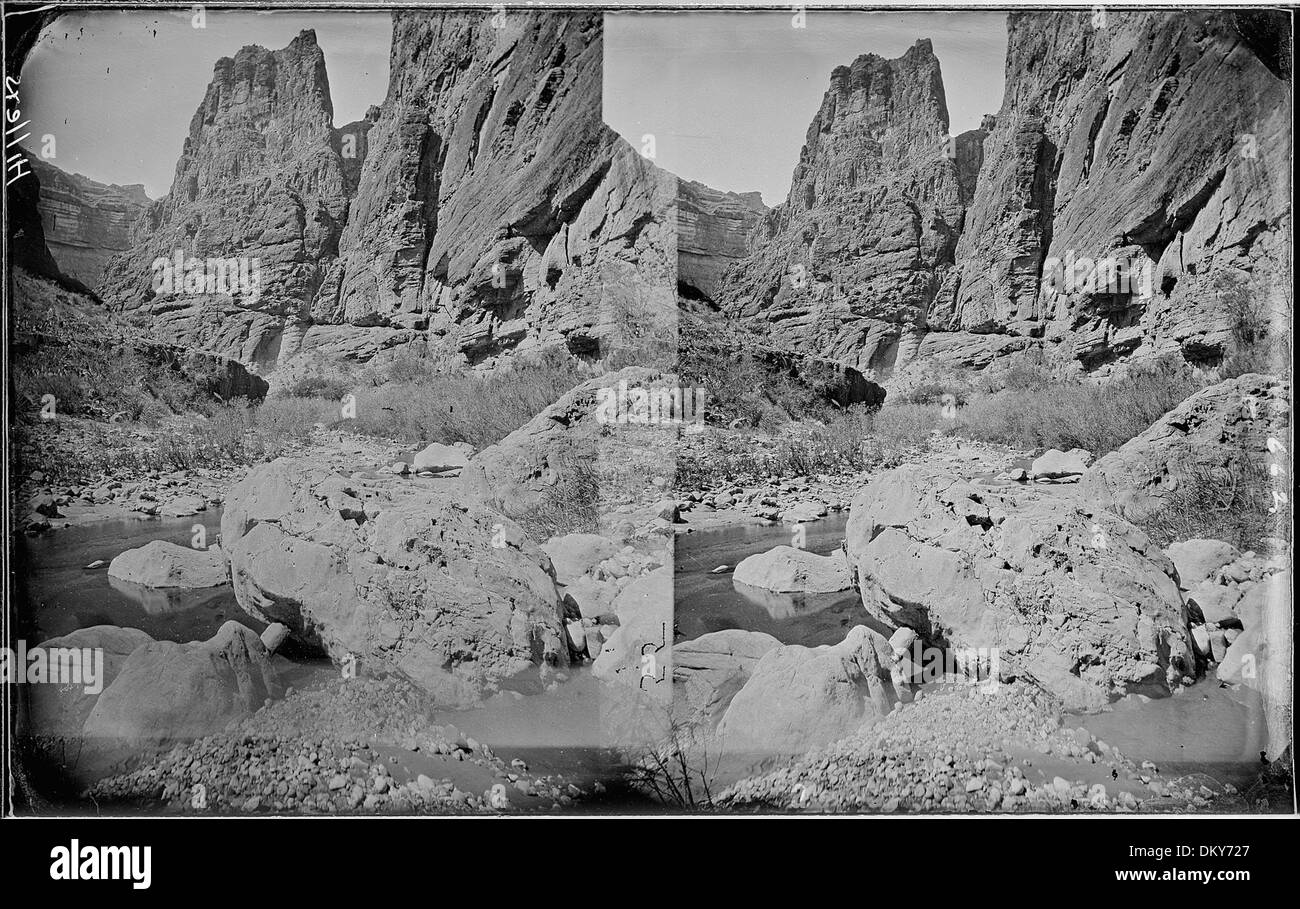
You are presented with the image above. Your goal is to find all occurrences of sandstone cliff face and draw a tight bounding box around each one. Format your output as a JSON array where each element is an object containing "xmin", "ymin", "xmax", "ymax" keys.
[
  {"xmin": 100, "ymin": 30, "xmax": 357, "ymax": 370},
  {"xmin": 299, "ymin": 9, "xmax": 675, "ymax": 370},
  {"xmin": 28, "ymin": 158, "xmax": 150, "ymax": 292},
  {"xmin": 927, "ymin": 10, "xmax": 1291, "ymax": 373},
  {"xmin": 716, "ymin": 13, "xmax": 1289, "ymax": 381},
  {"xmin": 677, "ymin": 179, "xmax": 766, "ymax": 302},
  {"xmin": 6, "ymin": 157, "xmax": 95, "ymax": 297},
  {"xmin": 8, "ymin": 143, "xmax": 268, "ymax": 402},
  {"xmin": 716, "ymin": 40, "xmax": 977, "ymax": 376}
]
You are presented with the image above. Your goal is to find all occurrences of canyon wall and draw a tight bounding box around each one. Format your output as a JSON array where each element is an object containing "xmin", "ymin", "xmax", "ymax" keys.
[
  {"xmin": 677, "ymin": 179, "xmax": 766, "ymax": 302},
  {"xmin": 28, "ymin": 158, "xmax": 150, "ymax": 291},
  {"xmin": 83, "ymin": 10, "xmax": 1291, "ymax": 381},
  {"xmin": 7, "ymin": 158, "xmax": 269, "ymax": 404},
  {"xmin": 302, "ymin": 9, "xmax": 675, "ymax": 370},
  {"xmin": 926, "ymin": 9, "xmax": 1291, "ymax": 374},
  {"xmin": 100, "ymin": 30, "xmax": 355, "ymax": 370},
  {"xmin": 99, "ymin": 13, "xmax": 674, "ymax": 374},
  {"xmin": 715, "ymin": 40, "xmax": 978, "ymax": 377},
  {"xmin": 715, "ymin": 12, "xmax": 1290, "ymax": 380}
]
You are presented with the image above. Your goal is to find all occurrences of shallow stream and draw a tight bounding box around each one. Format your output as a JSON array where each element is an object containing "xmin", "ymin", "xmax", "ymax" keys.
[
  {"xmin": 673, "ymin": 515, "xmax": 1269, "ymax": 795},
  {"xmin": 18, "ymin": 506, "xmax": 1269, "ymax": 807}
]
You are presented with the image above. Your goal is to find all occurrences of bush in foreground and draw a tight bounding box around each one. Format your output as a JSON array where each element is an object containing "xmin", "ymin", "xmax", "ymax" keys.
[
  {"xmin": 951, "ymin": 360, "xmax": 1201, "ymax": 456},
  {"xmin": 494, "ymin": 445, "xmax": 602, "ymax": 540},
  {"xmin": 350, "ymin": 349, "xmax": 589, "ymax": 448},
  {"xmin": 1137, "ymin": 452, "xmax": 1280, "ymax": 552},
  {"xmin": 13, "ymin": 396, "xmax": 337, "ymax": 486}
]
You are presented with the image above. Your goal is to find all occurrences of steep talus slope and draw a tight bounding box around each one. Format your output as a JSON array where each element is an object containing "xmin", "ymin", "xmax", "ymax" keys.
[
  {"xmin": 100, "ymin": 30, "xmax": 357, "ymax": 370},
  {"xmin": 28, "ymin": 157, "xmax": 150, "ymax": 291},
  {"xmin": 927, "ymin": 10, "xmax": 1291, "ymax": 372},
  {"xmin": 716, "ymin": 40, "xmax": 979, "ymax": 376},
  {"xmin": 300, "ymin": 9, "xmax": 675, "ymax": 370}
]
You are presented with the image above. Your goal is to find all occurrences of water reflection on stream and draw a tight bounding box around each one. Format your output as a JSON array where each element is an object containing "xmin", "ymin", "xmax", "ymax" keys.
[
  {"xmin": 19, "ymin": 505, "xmax": 1271, "ymax": 807},
  {"xmin": 673, "ymin": 513, "xmax": 886, "ymax": 646},
  {"xmin": 673, "ymin": 513, "xmax": 1269, "ymax": 795},
  {"xmin": 15, "ymin": 510, "xmax": 242, "ymax": 644}
]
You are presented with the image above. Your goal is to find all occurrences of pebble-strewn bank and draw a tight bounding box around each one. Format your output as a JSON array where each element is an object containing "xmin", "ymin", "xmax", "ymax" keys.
[
  {"xmin": 721, "ymin": 683, "xmax": 1261, "ymax": 814},
  {"xmin": 87, "ymin": 679, "xmax": 608, "ymax": 814}
]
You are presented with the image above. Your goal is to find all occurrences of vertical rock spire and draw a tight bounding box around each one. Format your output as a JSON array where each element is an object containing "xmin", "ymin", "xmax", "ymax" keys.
[
  {"xmin": 716, "ymin": 39, "xmax": 975, "ymax": 377},
  {"xmin": 100, "ymin": 29, "xmax": 355, "ymax": 370}
]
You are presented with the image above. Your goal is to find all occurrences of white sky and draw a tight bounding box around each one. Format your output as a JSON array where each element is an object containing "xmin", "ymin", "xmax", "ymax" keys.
[
  {"xmin": 604, "ymin": 9, "xmax": 1008, "ymax": 206},
  {"xmin": 16, "ymin": 7, "xmax": 1008, "ymax": 208},
  {"xmin": 18, "ymin": 8, "xmax": 392, "ymax": 198}
]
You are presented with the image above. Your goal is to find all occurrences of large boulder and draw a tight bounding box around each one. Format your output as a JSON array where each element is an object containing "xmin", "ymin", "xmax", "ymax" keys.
[
  {"xmin": 1216, "ymin": 572, "xmax": 1292, "ymax": 760},
  {"xmin": 1185, "ymin": 581, "xmax": 1243, "ymax": 626},
  {"xmin": 221, "ymin": 458, "xmax": 569, "ymax": 706},
  {"xmin": 107, "ymin": 540, "xmax": 227, "ymax": 589},
  {"xmin": 464, "ymin": 366, "xmax": 678, "ymax": 519},
  {"xmin": 672, "ymin": 630, "xmax": 782, "ymax": 730},
  {"xmin": 80, "ymin": 622, "xmax": 280, "ymax": 778},
  {"xmin": 24, "ymin": 626, "xmax": 154, "ymax": 744},
  {"xmin": 591, "ymin": 567, "xmax": 672, "ymax": 699},
  {"xmin": 561, "ymin": 575, "xmax": 619, "ymax": 622},
  {"xmin": 1030, "ymin": 448, "xmax": 1090, "ymax": 481},
  {"xmin": 846, "ymin": 464, "xmax": 1195, "ymax": 710},
  {"xmin": 1082, "ymin": 374, "xmax": 1289, "ymax": 522},
  {"xmin": 1166, "ymin": 539, "xmax": 1242, "ymax": 590},
  {"xmin": 158, "ymin": 494, "xmax": 207, "ymax": 518},
  {"xmin": 780, "ymin": 501, "xmax": 828, "ymax": 524},
  {"xmin": 1233, "ymin": 571, "xmax": 1288, "ymax": 631},
  {"xmin": 542, "ymin": 533, "xmax": 621, "ymax": 584},
  {"xmin": 732, "ymin": 545, "xmax": 853, "ymax": 594},
  {"xmin": 714, "ymin": 626, "xmax": 899, "ymax": 755},
  {"xmin": 411, "ymin": 441, "xmax": 472, "ymax": 475}
]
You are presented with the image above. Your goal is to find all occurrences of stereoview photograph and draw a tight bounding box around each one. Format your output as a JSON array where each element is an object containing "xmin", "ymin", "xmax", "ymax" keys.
[{"xmin": 3, "ymin": 3, "xmax": 1293, "ymax": 821}]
